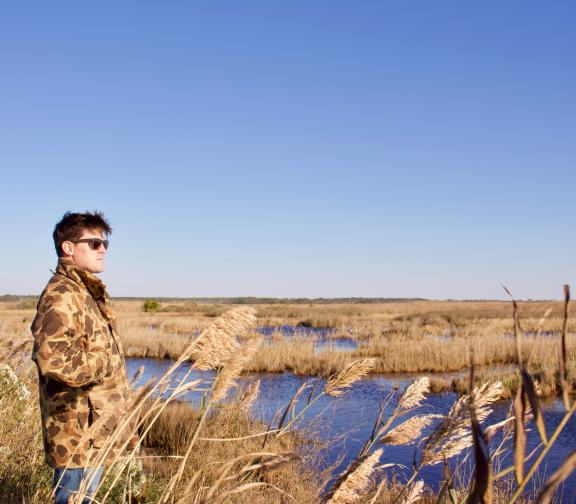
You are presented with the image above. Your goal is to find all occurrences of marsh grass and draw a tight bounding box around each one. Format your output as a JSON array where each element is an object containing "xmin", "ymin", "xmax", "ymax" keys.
[
  {"xmin": 0, "ymin": 368, "xmax": 321, "ymax": 503},
  {"xmin": 1, "ymin": 295, "xmax": 575, "ymax": 503},
  {"xmin": 0, "ymin": 358, "xmax": 53, "ymax": 503},
  {"xmin": 6, "ymin": 298, "xmax": 571, "ymax": 397},
  {"xmin": 0, "ymin": 307, "xmax": 323, "ymax": 503},
  {"xmin": 137, "ymin": 398, "xmax": 322, "ymax": 503},
  {"xmin": 71, "ymin": 299, "xmax": 576, "ymax": 398}
]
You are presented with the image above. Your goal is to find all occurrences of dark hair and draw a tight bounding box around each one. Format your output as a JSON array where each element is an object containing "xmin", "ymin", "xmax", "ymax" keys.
[{"xmin": 53, "ymin": 211, "xmax": 112, "ymax": 257}]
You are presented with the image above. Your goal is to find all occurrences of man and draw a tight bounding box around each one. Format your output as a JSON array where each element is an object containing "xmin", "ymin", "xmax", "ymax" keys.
[{"xmin": 31, "ymin": 211, "xmax": 135, "ymax": 504}]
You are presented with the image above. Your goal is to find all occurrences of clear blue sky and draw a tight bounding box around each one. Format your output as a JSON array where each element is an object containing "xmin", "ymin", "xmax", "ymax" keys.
[{"xmin": 1, "ymin": 2, "xmax": 574, "ymax": 299}]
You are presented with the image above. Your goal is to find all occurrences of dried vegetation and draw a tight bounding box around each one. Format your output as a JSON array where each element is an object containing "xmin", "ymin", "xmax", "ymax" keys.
[
  {"xmin": 77, "ymin": 298, "xmax": 576, "ymax": 397},
  {"xmin": 0, "ymin": 290, "xmax": 575, "ymax": 502}
]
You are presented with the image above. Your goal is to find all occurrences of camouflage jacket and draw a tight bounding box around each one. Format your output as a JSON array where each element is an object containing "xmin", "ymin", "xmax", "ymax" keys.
[{"xmin": 31, "ymin": 258, "xmax": 135, "ymax": 468}]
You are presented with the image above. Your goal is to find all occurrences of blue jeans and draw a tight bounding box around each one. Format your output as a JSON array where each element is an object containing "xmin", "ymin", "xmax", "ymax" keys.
[{"xmin": 53, "ymin": 466, "xmax": 104, "ymax": 504}]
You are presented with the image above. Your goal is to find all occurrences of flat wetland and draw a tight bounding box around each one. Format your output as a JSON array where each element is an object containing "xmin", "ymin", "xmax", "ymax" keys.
[
  {"xmin": 108, "ymin": 299, "xmax": 573, "ymax": 396},
  {"xmin": 1, "ymin": 298, "xmax": 575, "ymax": 502}
]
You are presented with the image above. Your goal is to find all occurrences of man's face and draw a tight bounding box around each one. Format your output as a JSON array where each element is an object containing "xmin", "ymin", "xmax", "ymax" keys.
[{"xmin": 65, "ymin": 228, "xmax": 108, "ymax": 274}]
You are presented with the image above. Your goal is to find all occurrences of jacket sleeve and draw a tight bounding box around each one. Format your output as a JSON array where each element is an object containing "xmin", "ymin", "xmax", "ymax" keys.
[{"xmin": 32, "ymin": 294, "xmax": 112, "ymax": 388}]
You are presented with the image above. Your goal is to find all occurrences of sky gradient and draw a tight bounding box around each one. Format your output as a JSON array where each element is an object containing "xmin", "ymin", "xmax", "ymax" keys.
[{"xmin": 1, "ymin": 2, "xmax": 574, "ymax": 299}]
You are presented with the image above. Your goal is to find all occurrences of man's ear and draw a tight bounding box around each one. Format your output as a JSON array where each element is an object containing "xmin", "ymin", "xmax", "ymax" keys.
[{"xmin": 61, "ymin": 241, "xmax": 74, "ymax": 256}]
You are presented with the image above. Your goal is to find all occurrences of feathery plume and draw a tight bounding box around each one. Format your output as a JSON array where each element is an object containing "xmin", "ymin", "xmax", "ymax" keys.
[
  {"xmin": 325, "ymin": 358, "xmax": 376, "ymax": 398},
  {"xmin": 191, "ymin": 307, "xmax": 257, "ymax": 370},
  {"xmin": 398, "ymin": 377, "xmax": 430, "ymax": 409},
  {"xmin": 130, "ymin": 365, "xmax": 145, "ymax": 386},
  {"xmin": 326, "ymin": 448, "xmax": 383, "ymax": 504},
  {"xmin": 402, "ymin": 480, "xmax": 425, "ymax": 504},
  {"xmin": 422, "ymin": 382, "xmax": 503, "ymax": 466},
  {"xmin": 238, "ymin": 380, "xmax": 261, "ymax": 414},
  {"xmin": 0, "ymin": 363, "xmax": 31, "ymax": 401},
  {"xmin": 472, "ymin": 382, "xmax": 505, "ymax": 421},
  {"xmin": 211, "ymin": 336, "xmax": 263, "ymax": 402},
  {"xmin": 484, "ymin": 417, "xmax": 514, "ymax": 442},
  {"xmin": 381, "ymin": 414, "xmax": 442, "ymax": 446}
]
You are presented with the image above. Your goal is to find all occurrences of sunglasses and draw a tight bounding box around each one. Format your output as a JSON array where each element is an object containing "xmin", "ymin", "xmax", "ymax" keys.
[{"xmin": 71, "ymin": 238, "xmax": 110, "ymax": 250}]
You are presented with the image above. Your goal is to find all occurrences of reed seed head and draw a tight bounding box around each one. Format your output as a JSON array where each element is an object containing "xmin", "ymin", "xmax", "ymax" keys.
[
  {"xmin": 327, "ymin": 448, "xmax": 383, "ymax": 504},
  {"xmin": 398, "ymin": 377, "xmax": 430, "ymax": 409},
  {"xmin": 238, "ymin": 380, "xmax": 261, "ymax": 414},
  {"xmin": 325, "ymin": 358, "xmax": 376, "ymax": 398},
  {"xmin": 403, "ymin": 480, "xmax": 425, "ymax": 504},
  {"xmin": 0, "ymin": 363, "xmax": 31, "ymax": 401},
  {"xmin": 190, "ymin": 307, "xmax": 257, "ymax": 370},
  {"xmin": 130, "ymin": 365, "xmax": 145, "ymax": 386},
  {"xmin": 421, "ymin": 381, "xmax": 503, "ymax": 466},
  {"xmin": 381, "ymin": 414, "xmax": 442, "ymax": 446},
  {"xmin": 211, "ymin": 336, "xmax": 263, "ymax": 403}
]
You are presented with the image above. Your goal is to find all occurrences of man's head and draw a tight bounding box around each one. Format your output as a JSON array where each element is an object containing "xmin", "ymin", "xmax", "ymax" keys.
[{"xmin": 53, "ymin": 211, "xmax": 112, "ymax": 273}]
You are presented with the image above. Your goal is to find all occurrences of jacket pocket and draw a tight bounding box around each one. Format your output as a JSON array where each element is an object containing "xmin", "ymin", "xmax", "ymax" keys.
[{"xmin": 88, "ymin": 389, "xmax": 122, "ymax": 449}]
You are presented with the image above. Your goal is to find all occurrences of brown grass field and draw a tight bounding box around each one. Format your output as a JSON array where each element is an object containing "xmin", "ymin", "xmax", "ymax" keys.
[
  {"xmin": 3, "ymin": 298, "xmax": 573, "ymax": 397},
  {"xmin": 1, "ymin": 298, "xmax": 575, "ymax": 503}
]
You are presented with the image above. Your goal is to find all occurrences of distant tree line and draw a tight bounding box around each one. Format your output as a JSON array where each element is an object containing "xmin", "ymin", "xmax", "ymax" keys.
[
  {"xmin": 0, "ymin": 294, "xmax": 37, "ymax": 302},
  {"xmin": 117, "ymin": 296, "xmax": 429, "ymax": 305}
]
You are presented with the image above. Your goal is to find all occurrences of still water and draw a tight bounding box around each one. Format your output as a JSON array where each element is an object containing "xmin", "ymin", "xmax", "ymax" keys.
[
  {"xmin": 259, "ymin": 325, "xmax": 358, "ymax": 352},
  {"xmin": 126, "ymin": 358, "xmax": 576, "ymax": 500}
]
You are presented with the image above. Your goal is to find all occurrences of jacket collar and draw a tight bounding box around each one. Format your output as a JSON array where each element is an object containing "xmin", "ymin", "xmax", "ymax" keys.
[{"xmin": 56, "ymin": 258, "xmax": 107, "ymax": 301}]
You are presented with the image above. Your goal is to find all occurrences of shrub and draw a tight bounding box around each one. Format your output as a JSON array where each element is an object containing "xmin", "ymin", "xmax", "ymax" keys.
[
  {"xmin": 17, "ymin": 298, "xmax": 37, "ymax": 310},
  {"xmin": 142, "ymin": 299, "xmax": 160, "ymax": 312}
]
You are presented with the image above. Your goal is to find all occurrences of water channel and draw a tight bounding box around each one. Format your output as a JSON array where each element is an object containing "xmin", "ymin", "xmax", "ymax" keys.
[{"xmin": 126, "ymin": 357, "xmax": 576, "ymax": 501}]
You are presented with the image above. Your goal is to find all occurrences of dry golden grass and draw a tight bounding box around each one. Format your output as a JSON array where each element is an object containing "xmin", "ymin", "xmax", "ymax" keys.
[
  {"xmin": 3, "ymin": 298, "xmax": 575, "ymax": 398},
  {"xmin": 0, "ymin": 358, "xmax": 52, "ymax": 503},
  {"xmin": 138, "ymin": 398, "xmax": 322, "ymax": 503},
  {"xmin": 0, "ymin": 371, "xmax": 322, "ymax": 504},
  {"xmin": 0, "ymin": 308, "xmax": 322, "ymax": 504},
  {"xmin": 0, "ymin": 343, "xmax": 570, "ymax": 503}
]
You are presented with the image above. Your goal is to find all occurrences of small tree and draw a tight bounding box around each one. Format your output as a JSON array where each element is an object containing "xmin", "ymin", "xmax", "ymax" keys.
[{"xmin": 142, "ymin": 299, "xmax": 160, "ymax": 313}]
